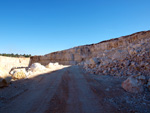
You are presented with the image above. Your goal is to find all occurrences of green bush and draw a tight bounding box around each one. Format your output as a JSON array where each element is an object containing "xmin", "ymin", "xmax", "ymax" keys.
[{"xmin": 0, "ymin": 53, "xmax": 31, "ymax": 58}]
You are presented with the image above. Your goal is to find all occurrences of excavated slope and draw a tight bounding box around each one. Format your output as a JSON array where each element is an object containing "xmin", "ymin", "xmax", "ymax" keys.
[{"xmin": 30, "ymin": 30, "xmax": 150, "ymax": 66}]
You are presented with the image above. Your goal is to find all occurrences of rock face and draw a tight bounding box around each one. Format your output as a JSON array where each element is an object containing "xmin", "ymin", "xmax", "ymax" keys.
[
  {"xmin": 30, "ymin": 30, "xmax": 150, "ymax": 77},
  {"xmin": 30, "ymin": 30, "xmax": 150, "ymax": 67},
  {"xmin": 30, "ymin": 30, "xmax": 150, "ymax": 93},
  {"xmin": 0, "ymin": 56, "xmax": 30, "ymax": 72}
]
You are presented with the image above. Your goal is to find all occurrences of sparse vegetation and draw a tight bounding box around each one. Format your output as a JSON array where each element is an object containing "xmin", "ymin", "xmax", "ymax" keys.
[{"xmin": 0, "ymin": 53, "xmax": 31, "ymax": 58}]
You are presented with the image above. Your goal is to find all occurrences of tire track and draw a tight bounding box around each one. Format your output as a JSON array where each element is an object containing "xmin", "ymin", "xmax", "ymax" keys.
[{"xmin": 45, "ymin": 70, "xmax": 70, "ymax": 113}]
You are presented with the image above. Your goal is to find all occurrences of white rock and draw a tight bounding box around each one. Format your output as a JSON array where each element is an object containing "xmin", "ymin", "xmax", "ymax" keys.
[
  {"xmin": 46, "ymin": 63, "xmax": 54, "ymax": 68},
  {"xmin": 30, "ymin": 63, "xmax": 46, "ymax": 72},
  {"xmin": 54, "ymin": 62, "xmax": 59, "ymax": 66}
]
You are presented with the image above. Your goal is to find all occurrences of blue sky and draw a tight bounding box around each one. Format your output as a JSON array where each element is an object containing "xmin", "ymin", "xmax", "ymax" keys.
[{"xmin": 0, "ymin": 0, "xmax": 150, "ymax": 55}]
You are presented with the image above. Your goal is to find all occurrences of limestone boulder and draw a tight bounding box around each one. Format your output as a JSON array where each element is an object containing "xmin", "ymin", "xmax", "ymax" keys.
[
  {"xmin": 13, "ymin": 71, "xmax": 27, "ymax": 79},
  {"xmin": 54, "ymin": 62, "xmax": 59, "ymax": 66},
  {"xmin": 30, "ymin": 63, "xmax": 46, "ymax": 72},
  {"xmin": 46, "ymin": 63, "xmax": 54, "ymax": 68},
  {"xmin": 122, "ymin": 76, "xmax": 144, "ymax": 93},
  {"xmin": 10, "ymin": 68, "xmax": 28, "ymax": 79}
]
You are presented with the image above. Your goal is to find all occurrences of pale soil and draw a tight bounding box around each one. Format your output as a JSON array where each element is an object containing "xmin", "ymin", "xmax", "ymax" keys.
[
  {"xmin": 0, "ymin": 66, "xmax": 150, "ymax": 113},
  {"xmin": 28, "ymin": 65, "xmax": 70, "ymax": 78}
]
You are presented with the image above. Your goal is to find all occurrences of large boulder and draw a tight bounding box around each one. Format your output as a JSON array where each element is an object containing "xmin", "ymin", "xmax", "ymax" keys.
[
  {"xmin": 10, "ymin": 68, "xmax": 28, "ymax": 79},
  {"xmin": 13, "ymin": 71, "xmax": 27, "ymax": 79},
  {"xmin": 0, "ymin": 66, "xmax": 11, "ymax": 87},
  {"xmin": 46, "ymin": 63, "xmax": 54, "ymax": 68},
  {"xmin": 46, "ymin": 62, "xmax": 60, "ymax": 68},
  {"xmin": 30, "ymin": 63, "xmax": 46, "ymax": 72},
  {"xmin": 53, "ymin": 62, "xmax": 59, "ymax": 66},
  {"xmin": 122, "ymin": 75, "xmax": 145, "ymax": 93}
]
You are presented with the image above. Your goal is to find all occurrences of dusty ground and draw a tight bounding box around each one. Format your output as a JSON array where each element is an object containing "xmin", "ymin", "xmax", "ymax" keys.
[{"xmin": 0, "ymin": 66, "xmax": 150, "ymax": 113}]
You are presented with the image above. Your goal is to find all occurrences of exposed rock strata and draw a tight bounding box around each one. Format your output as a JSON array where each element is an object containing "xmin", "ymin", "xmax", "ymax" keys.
[
  {"xmin": 30, "ymin": 30, "xmax": 150, "ymax": 77},
  {"xmin": 30, "ymin": 30, "xmax": 150, "ymax": 68}
]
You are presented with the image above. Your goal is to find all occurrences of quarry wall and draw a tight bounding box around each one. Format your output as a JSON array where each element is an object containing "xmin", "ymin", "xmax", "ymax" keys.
[
  {"xmin": 30, "ymin": 30, "xmax": 150, "ymax": 66},
  {"xmin": 0, "ymin": 56, "xmax": 30, "ymax": 72}
]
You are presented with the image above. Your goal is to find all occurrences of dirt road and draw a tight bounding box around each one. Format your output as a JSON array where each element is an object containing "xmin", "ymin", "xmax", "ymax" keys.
[{"xmin": 0, "ymin": 66, "xmax": 149, "ymax": 113}]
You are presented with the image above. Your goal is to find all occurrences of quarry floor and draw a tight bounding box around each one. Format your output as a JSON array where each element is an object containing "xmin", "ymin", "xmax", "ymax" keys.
[{"xmin": 0, "ymin": 66, "xmax": 150, "ymax": 113}]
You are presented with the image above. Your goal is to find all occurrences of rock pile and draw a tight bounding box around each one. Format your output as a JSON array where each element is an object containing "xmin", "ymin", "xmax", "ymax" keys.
[
  {"xmin": 9, "ymin": 63, "xmax": 47, "ymax": 79},
  {"xmin": 83, "ymin": 38, "xmax": 150, "ymax": 76},
  {"xmin": 9, "ymin": 62, "xmax": 66, "ymax": 79},
  {"xmin": 81, "ymin": 33, "xmax": 150, "ymax": 93}
]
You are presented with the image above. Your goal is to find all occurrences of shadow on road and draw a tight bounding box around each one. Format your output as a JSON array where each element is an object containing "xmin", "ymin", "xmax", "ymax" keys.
[{"xmin": 0, "ymin": 66, "xmax": 150, "ymax": 113}]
